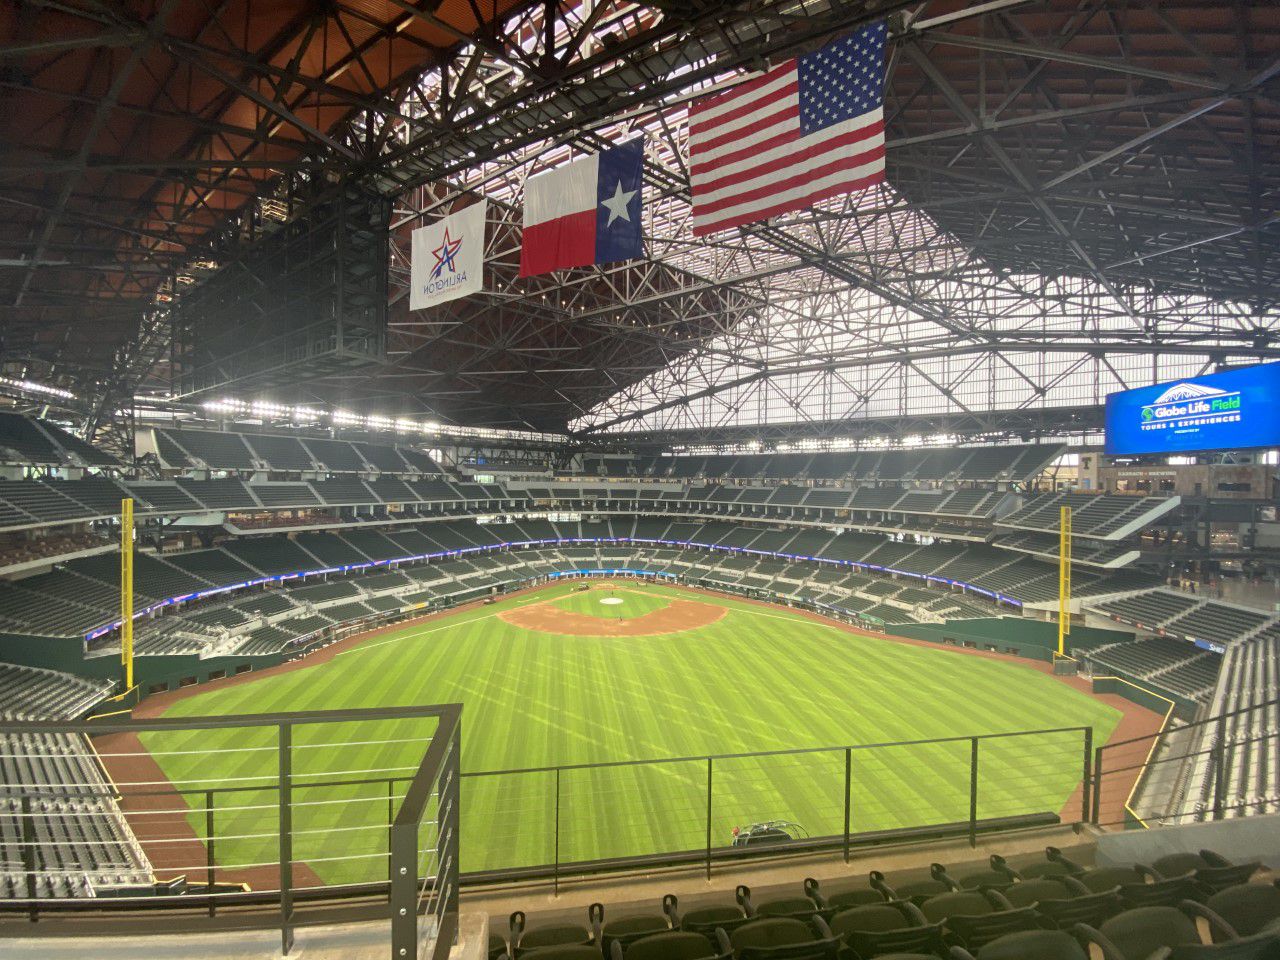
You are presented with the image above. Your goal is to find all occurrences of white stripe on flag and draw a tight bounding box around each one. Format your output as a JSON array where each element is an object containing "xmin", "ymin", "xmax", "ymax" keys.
[
  {"xmin": 691, "ymin": 153, "xmax": 885, "ymax": 233},
  {"xmin": 523, "ymin": 153, "xmax": 599, "ymax": 227},
  {"xmin": 691, "ymin": 110, "xmax": 881, "ymax": 195},
  {"xmin": 690, "ymin": 92, "xmax": 801, "ymax": 172},
  {"xmin": 689, "ymin": 63, "xmax": 795, "ymax": 129}
]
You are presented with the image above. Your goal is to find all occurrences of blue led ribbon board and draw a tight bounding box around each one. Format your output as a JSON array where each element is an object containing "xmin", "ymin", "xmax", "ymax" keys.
[{"xmin": 1104, "ymin": 362, "xmax": 1280, "ymax": 456}]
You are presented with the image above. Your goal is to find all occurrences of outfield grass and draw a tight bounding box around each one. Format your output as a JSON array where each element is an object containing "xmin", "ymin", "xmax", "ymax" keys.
[
  {"xmin": 134, "ymin": 582, "xmax": 1120, "ymax": 883},
  {"xmin": 551, "ymin": 586, "xmax": 671, "ymax": 619}
]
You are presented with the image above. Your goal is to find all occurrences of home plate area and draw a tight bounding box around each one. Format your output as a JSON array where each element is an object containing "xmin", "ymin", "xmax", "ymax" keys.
[{"xmin": 496, "ymin": 582, "xmax": 727, "ymax": 636}]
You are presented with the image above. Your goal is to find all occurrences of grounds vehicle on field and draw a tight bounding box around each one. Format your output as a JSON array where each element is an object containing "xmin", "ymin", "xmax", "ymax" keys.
[{"xmin": 731, "ymin": 820, "xmax": 809, "ymax": 847}]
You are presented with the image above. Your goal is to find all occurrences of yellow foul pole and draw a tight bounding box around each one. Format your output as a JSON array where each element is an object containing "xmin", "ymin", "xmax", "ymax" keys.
[
  {"xmin": 1058, "ymin": 504, "xmax": 1072, "ymax": 656},
  {"xmin": 121, "ymin": 497, "xmax": 134, "ymax": 690}
]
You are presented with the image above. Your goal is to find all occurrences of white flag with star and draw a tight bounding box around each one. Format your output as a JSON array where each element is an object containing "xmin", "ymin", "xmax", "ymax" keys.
[{"xmin": 410, "ymin": 199, "xmax": 487, "ymax": 310}]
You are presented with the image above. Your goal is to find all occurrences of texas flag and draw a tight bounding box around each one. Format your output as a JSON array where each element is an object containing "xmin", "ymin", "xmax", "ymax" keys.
[{"xmin": 519, "ymin": 139, "xmax": 643, "ymax": 277}]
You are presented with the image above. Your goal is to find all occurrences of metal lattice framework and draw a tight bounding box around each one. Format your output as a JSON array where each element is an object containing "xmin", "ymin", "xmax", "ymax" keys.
[{"xmin": 2, "ymin": 0, "xmax": 1278, "ymax": 443}]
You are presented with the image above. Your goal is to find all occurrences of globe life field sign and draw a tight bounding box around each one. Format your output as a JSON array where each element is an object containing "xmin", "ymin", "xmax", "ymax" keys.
[{"xmin": 1104, "ymin": 361, "xmax": 1280, "ymax": 456}]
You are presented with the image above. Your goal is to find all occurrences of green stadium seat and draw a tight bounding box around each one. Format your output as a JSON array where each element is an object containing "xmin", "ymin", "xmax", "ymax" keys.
[
  {"xmin": 664, "ymin": 892, "xmax": 753, "ymax": 941},
  {"xmin": 609, "ymin": 930, "xmax": 728, "ymax": 960},
  {"xmin": 509, "ymin": 911, "xmax": 593, "ymax": 959},
  {"xmin": 949, "ymin": 929, "xmax": 1090, "ymax": 960},
  {"xmin": 1205, "ymin": 883, "xmax": 1280, "ymax": 938},
  {"xmin": 943, "ymin": 860, "xmax": 1018, "ymax": 891},
  {"xmin": 1078, "ymin": 903, "xmax": 1240, "ymax": 959},
  {"xmin": 1193, "ymin": 865, "xmax": 1267, "ymax": 898},
  {"xmin": 1148, "ymin": 851, "xmax": 1263, "ymax": 897},
  {"xmin": 721, "ymin": 916, "xmax": 842, "ymax": 959},
  {"xmin": 1151, "ymin": 931, "xmax": 1280, "ymax": 959},
  {"xmin": 942, "ymin": 905, "xmax": 1055, "ymax": 951},
  {"xmin": 1043, "ymin": 848, "xmax": 1165, "ymax": 898},
  {"xmin": 1001, "ymin": 876, "xmax": 1091, "ymax": 909},
  {"xmin": 1154, "ymin": 852, "xmax": 1222, "ymax": 878},
  {"xmin": 518, "ymin": 947, "xmax": 601, "ymax": 960},
  {"xmin": 1035, "ymin": 889, "xmax": 1123, "ymax": 931},
  {"xmin": 870, "ymin": 868, "xmax": 957, "ymax": 905},
  {"xmin": 1036, "ymin": 847, "xmax": 1089, "ymax": 877},
  {"xmin": 1018, "ymin": 860, "xmax": 1081, "ymax": 879},
  {"xmin": 738, "ymin": 885, "xmax": 820, "ymax": 922},
  {"xmin": 917, "ymin": 890, "xmax": 1002, "ymax": 924},
  {"xmin": 831, "ymin": 904, "xmax": 949, "ymax": 958},
  {"xmin": 827, "ymin": 901, "xmax": 923, "ymax": 938},
  {"xmin": 1077, "ymin": 866, "xmax": 1150, "ymax": 894},
  {"xmin": 1118, "ymin": 876, "xmax": 1204, "ymax": 909},
  {"xmin": 589, "ymin": 902, "xmax": 668, "ymax": 956},
  {"xmin": 803, "ymin": 876, "xmax": 886, "ymax": 912}
]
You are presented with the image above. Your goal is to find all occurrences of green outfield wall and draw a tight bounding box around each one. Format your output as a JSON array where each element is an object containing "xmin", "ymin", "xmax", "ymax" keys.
[{"xmin": 894, "ymin": 616, "xmax": 1134, "ymax": 660}]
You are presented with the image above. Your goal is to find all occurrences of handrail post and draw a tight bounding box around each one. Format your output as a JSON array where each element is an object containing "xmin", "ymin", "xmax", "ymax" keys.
[
  {"xmin": 553, "ymin": 767, "xmax": 561, "ymax": 898},
  {"xmin": 387, "ymin": 777, "xmax": 395, "ymax": 892},
  {"xmin": 22, "ymin": 794, "xmax": 36, "ymax": 922},
  {"xmin": 969, "ymin": 737, "xmax": 979, "ymax": 848},
  {"xmin": 1212, "ymin": 737, "xmax": 1227, "ymax": 821},
  {"xmin": 1091, "ymin": 745, "xmax": 1104, "ymax": 826},
  {"xmin": 705, "ymin": 758, "xmax": 713, "ymax": 881},
  {"xmin": 278, "ymin": 722, "xmax": 294, "ymax": 955},
  {"xmin": 206, "ymin": 788, "xmax": 216, "ymax": 917},
  {"xmin": 1081, "ymin": 728, "xmax": 1093, "ymax": 825},
  {"xmin": 843, "ymin": 747, "xmax": 852, "ymax": 864}
]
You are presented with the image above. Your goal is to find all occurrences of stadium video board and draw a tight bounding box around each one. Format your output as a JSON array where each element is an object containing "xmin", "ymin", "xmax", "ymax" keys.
[{"xmin": 1104, "ymin": 361, "xmax": 1280, "ymax": 456}]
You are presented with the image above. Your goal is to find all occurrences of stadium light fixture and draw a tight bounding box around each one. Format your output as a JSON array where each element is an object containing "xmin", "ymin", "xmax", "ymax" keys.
[
  {"xmin": 0, "ymin": 376, "xmax": 75, "ymax": 400},
  {"xmin": 197, "ymin": 397, "xmax": 566, "ymax": 444}
]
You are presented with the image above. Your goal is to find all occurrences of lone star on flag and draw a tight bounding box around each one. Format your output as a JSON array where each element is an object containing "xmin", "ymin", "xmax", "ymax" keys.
[
  {"xmin": 600, "ymin": 180, "xmax": 638, "ymax": 227},
  {"xmin": 430, "ymin": 227, "xmax": 463, "ymax": 279}
]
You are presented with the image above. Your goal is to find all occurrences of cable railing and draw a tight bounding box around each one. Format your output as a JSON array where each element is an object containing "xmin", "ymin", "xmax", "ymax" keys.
[
  {"xmin": 458, "ymin": 725, "xmax": 1094, "ymax": 890},
  {"xmin": 1092, "ymin": 695, "xmax": 1280, "ymax": 830},
  {"xmin": 0, "ymin": 704, "xmax": 461, "ymax": 960}
]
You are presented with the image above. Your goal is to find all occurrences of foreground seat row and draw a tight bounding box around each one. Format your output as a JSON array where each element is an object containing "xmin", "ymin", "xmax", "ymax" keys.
[{"xmin": 487, "ymin": 847, "xmax": 1280, "ymax": 960}]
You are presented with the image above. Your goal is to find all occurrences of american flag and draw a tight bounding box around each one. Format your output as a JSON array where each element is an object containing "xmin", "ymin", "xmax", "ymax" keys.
[{"xmin": 688, "ymin": 20, "xmax": 887, "ymax": 237}]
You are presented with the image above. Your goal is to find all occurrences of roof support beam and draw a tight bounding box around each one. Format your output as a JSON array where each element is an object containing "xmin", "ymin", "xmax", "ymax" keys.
[{"xmin": 11, "ymin": 0, "xmax": 181, "ymax": 308}]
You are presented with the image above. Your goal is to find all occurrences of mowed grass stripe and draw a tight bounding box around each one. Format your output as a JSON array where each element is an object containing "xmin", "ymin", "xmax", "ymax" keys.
[
  {"xmin": 139, "ymin": 584, "xmax": 1120, "ymax": 877},
  {"xmin": 551, "ymin": 588, "xmax": 672, "ymax": 619}
]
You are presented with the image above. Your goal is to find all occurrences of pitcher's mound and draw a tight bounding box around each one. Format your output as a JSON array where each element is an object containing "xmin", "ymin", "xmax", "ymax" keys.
[{"xmin": 499, "ymin": 598, "xmax": 726, "ymax": 636}]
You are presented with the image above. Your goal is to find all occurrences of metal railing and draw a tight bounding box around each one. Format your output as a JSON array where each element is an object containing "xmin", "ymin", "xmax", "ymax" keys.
[
  {"xmin": 390, "ymin": 704, "xmax": 461, "ymax": 960},
  {"xmin": 0, "ymin": 704, "xmax": 461, "ymax": 959},
  {"xmin": 1093, "ymin": 695, "xmax": 1280, "ymax": 830},
  {"xmin": 460, "ymin": 725, "xmax": 1093, "ymax": 890},
  {"xmin": 2, "ymin": 709, "xmax": 1107, "ymax": 956}
]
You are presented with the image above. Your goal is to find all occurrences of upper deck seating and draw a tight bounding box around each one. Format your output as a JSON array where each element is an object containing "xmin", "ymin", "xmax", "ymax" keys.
[
  {"xmin": 158, "ymin": 429, "xmax": 255, "ymax": 470},
  {"xmin": 244, "ymin": 433, "xmax": 316, "ymax": 471}
]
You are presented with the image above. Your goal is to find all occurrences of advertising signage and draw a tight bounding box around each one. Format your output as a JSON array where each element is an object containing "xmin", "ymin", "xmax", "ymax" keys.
[{"xmin": 1104, "ymin": 362, "xmax": 1280, "ymax": 456}]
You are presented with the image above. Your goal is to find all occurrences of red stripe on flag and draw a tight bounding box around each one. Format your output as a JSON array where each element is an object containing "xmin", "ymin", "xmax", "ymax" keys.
[
  {"xmin": 692, "ymin": 120, "xmax": 883, "ymax": 197},
  {"xmin": 688, "ymin": 60, "xmax": 795, "ymax": 118},
  {"xmin": 519, "ymin": 209, "xmax": 596, "ymax": 277},
  {"xmin": 692, "ymin": 169, "xmax": 886, "ymax": 237},
  {"xmin": 689, "ymin": 129, "xmax": 799, "ymax": 183},
  {"xmin": 691, "ymin": 103, "xmax": 800, "ymax": 157},
  {"xmin": 692, "ymin": 143, "xmax": 886, "ymax": 218},
  {"xmin": 688, "ymin": 79, "xmax": 798, "ymax": 139}
]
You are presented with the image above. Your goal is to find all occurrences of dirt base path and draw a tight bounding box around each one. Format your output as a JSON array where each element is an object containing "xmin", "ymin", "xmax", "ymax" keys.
[
  {"xmin": 498, "ymin": 594, "xmax": 726, "ymax": 636},
  {"xmin": 94, "ymin": 730, "xmax": 325, "ymax": 892}
]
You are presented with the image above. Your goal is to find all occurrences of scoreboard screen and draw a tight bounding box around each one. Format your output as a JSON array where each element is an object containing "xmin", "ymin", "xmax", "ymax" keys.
[{"xmin": 1104, "ymin": 362, "xmax": 1280, "ymax": 456}]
